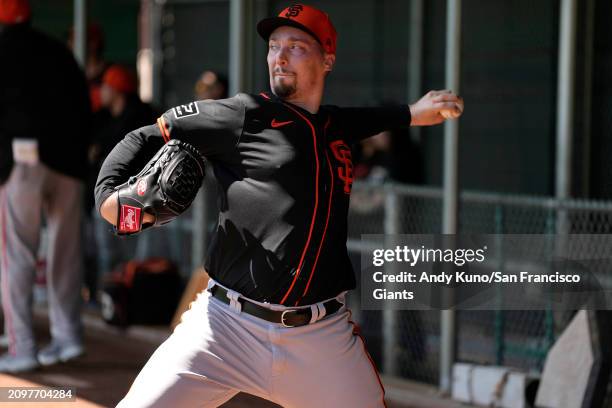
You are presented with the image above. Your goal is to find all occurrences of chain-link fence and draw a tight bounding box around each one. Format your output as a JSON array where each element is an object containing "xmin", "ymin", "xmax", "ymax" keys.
[{"xmin": 346, "ymin": 181, "xmax": 612, "ymax": 386}]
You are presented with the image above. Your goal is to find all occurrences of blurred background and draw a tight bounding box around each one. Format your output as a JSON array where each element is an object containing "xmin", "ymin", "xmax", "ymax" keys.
[
  {"xmin": 5, "ymin": 0, "xmax": 612, "ymax": 406},
  {"xmin": 30, "ymin": 0, "xmax": 612, "ymax": 196}
]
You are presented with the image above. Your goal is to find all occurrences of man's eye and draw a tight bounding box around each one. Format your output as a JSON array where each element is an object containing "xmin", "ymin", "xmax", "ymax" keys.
[{"xmin": 269, "ymin": 44, "xmax": 279, "ymax": 50}]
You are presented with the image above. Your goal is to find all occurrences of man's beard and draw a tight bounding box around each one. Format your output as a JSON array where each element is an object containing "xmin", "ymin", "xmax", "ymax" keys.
[{"xmin": 272, "ymin": 78, "xmax": 297, "ymax": 98}]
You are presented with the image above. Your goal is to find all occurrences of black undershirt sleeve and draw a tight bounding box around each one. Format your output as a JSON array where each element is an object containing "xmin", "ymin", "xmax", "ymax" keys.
[
  {"xmin": 94, "ymin": 124, "xmax": 164, "ymax": 214},
  {"xmin": 330, "ymin": 105, "xmax": 411, "ymax": 145}
]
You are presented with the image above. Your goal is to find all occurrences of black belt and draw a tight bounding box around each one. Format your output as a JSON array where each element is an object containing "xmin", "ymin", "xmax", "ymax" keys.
[{"xmin": 210, "ymin": 285, "xmax": 343, "ymax": 328}]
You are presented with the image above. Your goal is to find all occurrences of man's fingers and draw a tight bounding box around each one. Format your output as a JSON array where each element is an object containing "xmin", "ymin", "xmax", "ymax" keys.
[
  {"xmin": 432, "ymin": 93, "xmax": 461, "ymax": 103},
  {"xmin": 435, "ymin": 101, "xmax": 462, "ymax": 110},
  {"xmin": 428, "ymin": 89, "xmax": 453, "ymax": 98}
]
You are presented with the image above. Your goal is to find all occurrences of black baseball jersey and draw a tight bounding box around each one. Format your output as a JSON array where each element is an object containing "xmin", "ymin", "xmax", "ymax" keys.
[
  {"xmin": 95, "ymin": 92, "xmax": 410, "ymax": 306},
  {"xmin": 0, "ymin": 24, "xmax": 91, "ymax": 183}
]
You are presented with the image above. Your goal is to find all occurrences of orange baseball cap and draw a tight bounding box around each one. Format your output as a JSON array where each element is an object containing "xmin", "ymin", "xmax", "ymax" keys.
[
  {"xmin": 103, "ymin": 65, "xmax": 137, "ymax": 95},
  {"xmin": 0, "ymin": 0, "xmax": 31, "ymax": 24},
  {"xmin": 257, "ymin": 4, "xmax": 337, "ymax": 54}
]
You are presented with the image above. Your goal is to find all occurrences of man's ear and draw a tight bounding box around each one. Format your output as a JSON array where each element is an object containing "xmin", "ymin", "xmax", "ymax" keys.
[{"xmin": 323, "ymin": 54, "xmax": 335, "ymax": 73}]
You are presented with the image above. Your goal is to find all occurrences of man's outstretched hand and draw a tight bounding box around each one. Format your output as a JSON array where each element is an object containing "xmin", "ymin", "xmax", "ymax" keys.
[{"xmin": 409, "ymin": 90, "xmax": 464, "ymax": 126}]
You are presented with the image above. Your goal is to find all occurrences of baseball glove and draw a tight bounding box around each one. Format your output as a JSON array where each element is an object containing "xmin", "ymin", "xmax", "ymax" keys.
[{"xmin": 115, "ymin": 139, "xmax": 206, "ymax": 235}]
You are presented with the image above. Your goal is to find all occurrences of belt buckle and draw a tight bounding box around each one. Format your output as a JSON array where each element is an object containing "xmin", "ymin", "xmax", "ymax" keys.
[{"xmin": 280, "ymin": 310, "xmax": 298, "ymax": 328}]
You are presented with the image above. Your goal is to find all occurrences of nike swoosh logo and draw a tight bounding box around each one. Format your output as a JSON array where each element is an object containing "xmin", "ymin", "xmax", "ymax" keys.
[{"xmin": 271, "ymin": 119, "xmax": 294, "ymax": 128}]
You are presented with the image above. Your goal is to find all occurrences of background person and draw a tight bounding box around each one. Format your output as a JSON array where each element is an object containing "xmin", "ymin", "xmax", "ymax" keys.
[{"xmin": 0, "ymin": 0, "xmax": 91, "ymax": 372}]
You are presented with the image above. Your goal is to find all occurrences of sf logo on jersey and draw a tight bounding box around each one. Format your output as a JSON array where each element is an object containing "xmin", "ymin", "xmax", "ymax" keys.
[
  {"xmin": 330, "ymin": 140, "xmax": 353, "ymax": 194},
  {"xmin": 173, "ymin": 102, "xmax": 199, "ymax": 119}
]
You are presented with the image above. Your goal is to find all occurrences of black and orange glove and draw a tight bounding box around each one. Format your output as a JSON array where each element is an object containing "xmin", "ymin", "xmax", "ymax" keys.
[{"xmin": 115, "ymin": 139, "xmax": 205, "ymax": 235}]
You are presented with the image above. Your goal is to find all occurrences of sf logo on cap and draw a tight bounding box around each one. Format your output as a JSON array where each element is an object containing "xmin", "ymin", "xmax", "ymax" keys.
[{"xmin": 285, "ymin": 4, "xmax": 303, "ymax": 18}]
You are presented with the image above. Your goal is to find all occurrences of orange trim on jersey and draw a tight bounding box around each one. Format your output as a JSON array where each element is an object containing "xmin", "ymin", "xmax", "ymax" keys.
[
  {"xmin": 156, "ymin": 117, "xmax": 164, "ymax": 140},
  {"xmin": 279, "ymin": 104, "xmax": 320, "ymax": 305},
  {"xmin": 297, "ymin": 149, "xmax": 333, "ymax": 304},
  {"xmin": 298, "ymin": 116, "xmax": 334, "ymax": 302},
  {"xmin": 260, "ymin": 92, "xmax": 271, "ymax": 100},
  {"xmin": 349, "ymin": 317, "xmax": 388, "ymax": 408},
  {"xmin": 157, "ymin": 117, "xmax": 171, "ymax": 143}
]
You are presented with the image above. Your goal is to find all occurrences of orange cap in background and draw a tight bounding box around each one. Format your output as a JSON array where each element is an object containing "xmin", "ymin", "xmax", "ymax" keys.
[
  {"xmin": 0, "ymin": 0, "xmax": 31, "ymax": 24},
  {"xmin": 103, "ymin": 65, "xmax": 137, "ymax": 95},
  {"xmin": 257, "ymin": 4, "xmax": 337, "ymax": 54}
]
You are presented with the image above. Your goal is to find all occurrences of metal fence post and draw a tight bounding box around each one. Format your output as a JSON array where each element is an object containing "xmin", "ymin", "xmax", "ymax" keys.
[
  {"xmin": 148, "ymin": 0, "xmax": 164, "ymax": 107},
  {"xmin": 555, "ymin": 0, "xmax": 576, "ymax": 204},
  {"xmin": 383, "ymin": 185, "xmax": 400, "ymax": 376},
  {"xmin": 494, "ymin": 204, "xmax": 505, "ymax": 365},
  {"xmin": 73, "ymin": 0, "xmax": 87, "ymax": 67},
  {"xmin": 408, "ymin": 0, "xmax": 424, "ymax": 144},
  {"xmin": 229, "ymin": 0, "xmax": 254, "ymax": 95},
  {"xmin": 555, "ymin": 0, "xmax": 576, "ymax": 236},
  {"xmin": 440, "ymin": 0, "xmax": 462, "ymax": 394}
]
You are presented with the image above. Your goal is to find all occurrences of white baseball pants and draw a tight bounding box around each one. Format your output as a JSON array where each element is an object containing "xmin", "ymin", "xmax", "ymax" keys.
[
  {"xmin": 0, "ymin": 163, "xmax": 83, "ymax": 356},
  {"xmin": 117, "ymin": 280, "xmax": 387, "ymax": 408}
]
